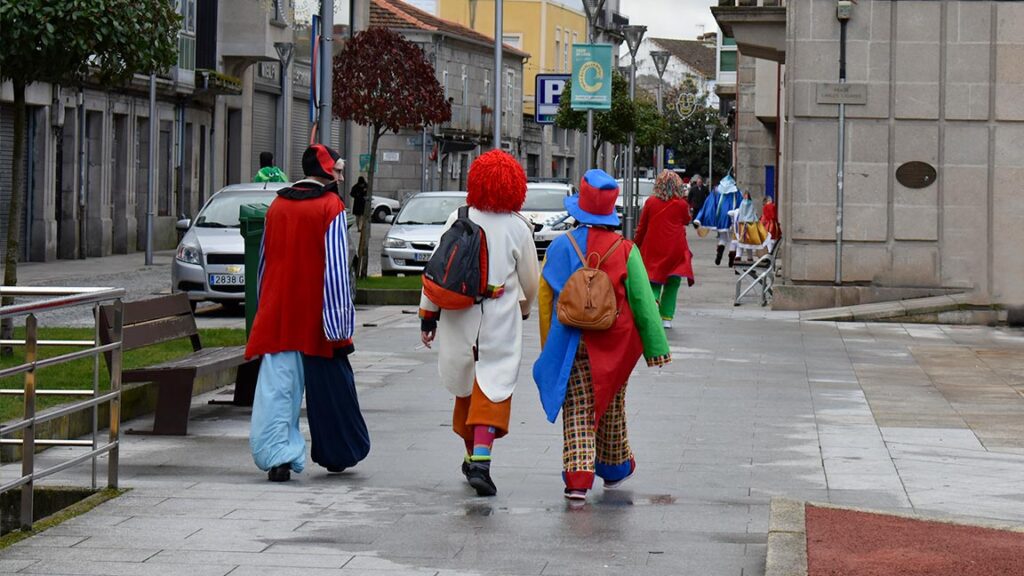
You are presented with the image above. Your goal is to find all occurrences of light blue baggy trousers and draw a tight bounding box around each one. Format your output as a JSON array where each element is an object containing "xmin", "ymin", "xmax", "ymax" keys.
[{"xmin": 250, "ymin": 352, "xmax": 306, "ymax": 473}]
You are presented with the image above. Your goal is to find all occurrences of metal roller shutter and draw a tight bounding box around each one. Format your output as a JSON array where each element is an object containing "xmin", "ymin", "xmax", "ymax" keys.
[
  {"xmin": 0, "ymin": 105, "xmax": 29, "ymax": 261},
  {"xmin": 291, "ymin": 99, "xmax": 311, "ymax": 179},
  {"xmin": 251, "ymin": 91, "xmax": 277, "ymax": 179}
]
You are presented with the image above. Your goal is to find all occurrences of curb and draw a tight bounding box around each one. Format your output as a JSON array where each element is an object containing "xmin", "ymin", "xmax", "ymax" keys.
[
  {"xmin": 765, "ymin": 498, "xmax": 1024, "ymax": 576},
  {"xmin": 766, "ymin": 498, "xmax": 808, "ymax": 576}
]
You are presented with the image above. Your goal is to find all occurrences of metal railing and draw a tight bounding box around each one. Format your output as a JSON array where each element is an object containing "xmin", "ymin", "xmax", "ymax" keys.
[
  {"xmin": 735, "ymin": 239, "xmax": 782, "ymax": 307},
  {"xmin": 0, "ymin": 287, "xmax": 124, "ymax": 532}
]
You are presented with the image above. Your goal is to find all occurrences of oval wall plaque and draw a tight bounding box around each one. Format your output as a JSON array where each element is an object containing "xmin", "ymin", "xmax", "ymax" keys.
[{"xmin": 895, "ymin": 161, "xmax": 937, "ymax": 189}]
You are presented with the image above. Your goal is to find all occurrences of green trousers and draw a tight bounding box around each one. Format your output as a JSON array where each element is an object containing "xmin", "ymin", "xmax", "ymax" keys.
[{"xmin": 650, "ymin": 277, "xmax": 682, "ymax": 320}]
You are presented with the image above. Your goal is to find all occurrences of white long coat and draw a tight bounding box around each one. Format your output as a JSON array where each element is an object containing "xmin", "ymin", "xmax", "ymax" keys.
[{"xmin": 420, "ymin": 208, "xmax": 540, "ymax": 402}]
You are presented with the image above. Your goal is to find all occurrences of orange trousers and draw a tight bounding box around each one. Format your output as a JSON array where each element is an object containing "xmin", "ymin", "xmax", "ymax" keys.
[{"xmin": 452, "ymin": 380, "xmax": 511, "ymax": 442}]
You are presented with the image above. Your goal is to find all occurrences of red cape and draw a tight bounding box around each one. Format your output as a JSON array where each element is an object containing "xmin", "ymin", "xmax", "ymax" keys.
[{"xmin": 635, "ymin": 197, "xmax": 694, "ymax": 286}]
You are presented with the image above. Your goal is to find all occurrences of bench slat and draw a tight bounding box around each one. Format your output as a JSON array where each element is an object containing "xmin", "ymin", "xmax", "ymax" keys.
[
  {"xmin": 122, "ymin": 293, "xmax": 194, "ymax": 326},
  {"xmin": 123, "ymin": 346, "xmax": 249, "ymax": 382},
  {"xmin": 121, "ymin": 315, "xmax": 199, "ymax": 351}
]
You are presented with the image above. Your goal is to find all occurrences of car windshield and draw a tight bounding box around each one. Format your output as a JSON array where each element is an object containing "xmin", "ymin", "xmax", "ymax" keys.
[
  {"xmin": 395, "ymin": 196, "xmax": 465, "ymax": 225},
  {"xmin": 523, "ymin": 186, "xmax": 569, "ymax": 211},
  {"xmin": 194, "ymin": 191, "xmax": 278, "ymax": 228}
]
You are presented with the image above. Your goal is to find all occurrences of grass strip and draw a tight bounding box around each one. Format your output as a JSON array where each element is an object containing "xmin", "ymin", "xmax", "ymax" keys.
[{"xmin": 356, "ymin": 275, "xmax": 423, "ymax": 290}]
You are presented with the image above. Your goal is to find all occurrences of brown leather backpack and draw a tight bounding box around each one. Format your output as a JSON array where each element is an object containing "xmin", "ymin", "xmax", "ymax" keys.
[{"xmin": 557, "ymin": 233, "xmax": 624, "ymax": 330}]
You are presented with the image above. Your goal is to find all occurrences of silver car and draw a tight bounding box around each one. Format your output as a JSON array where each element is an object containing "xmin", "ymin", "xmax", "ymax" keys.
[
  {"xmin": 380, "ymin": 191, "xmax": 467, "ymax": 275},
  {"xmin": 172, "ymin": 183, "xmax": 287, "ymax": 309}
]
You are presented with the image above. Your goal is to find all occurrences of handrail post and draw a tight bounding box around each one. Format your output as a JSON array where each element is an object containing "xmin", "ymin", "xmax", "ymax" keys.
[
  {"xmin": 107, "ymin": 300, "xmax": 123, "ymax": 489},
  {"xmin": 20, "ymin": 314, "xmax": 37, "ymax": 531},
  {"xmin": 91, "ymin": 303, "xmax": 100, "ymax": 490}
]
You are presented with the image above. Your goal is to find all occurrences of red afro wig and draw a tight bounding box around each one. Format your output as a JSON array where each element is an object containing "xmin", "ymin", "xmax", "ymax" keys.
[{"xmin": 466, "ymin": 150, "xmax": 527, "ymax": 213}]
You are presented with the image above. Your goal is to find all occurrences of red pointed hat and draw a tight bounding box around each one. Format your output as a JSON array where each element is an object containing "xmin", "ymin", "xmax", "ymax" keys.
[{"xmin": 564, "ymin": 169, "xmax": 620, "ymax": 226}]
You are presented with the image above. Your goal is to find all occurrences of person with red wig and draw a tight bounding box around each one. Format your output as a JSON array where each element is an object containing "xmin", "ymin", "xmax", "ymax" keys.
[{"xmin": 419, "ymin": 150, "xmax": 540, "ymax": 497}]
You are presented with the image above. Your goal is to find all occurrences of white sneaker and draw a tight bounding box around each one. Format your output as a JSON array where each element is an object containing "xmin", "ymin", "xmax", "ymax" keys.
[{"xmin": 662, "ymin": 320, "xmax": 672, "ymax": 329}]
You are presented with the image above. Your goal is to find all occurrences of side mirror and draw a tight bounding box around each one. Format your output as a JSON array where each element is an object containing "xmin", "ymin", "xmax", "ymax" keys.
[
  {"xmin": 533, "ymin": 222, "xmax": 544, "ymax": 233},
  {"xmin": 384, "ymin": 214, "xmax": 396, "ymax": 224},
  {"xmin": 176, "ymin": 218, "xmax": 191, "ymax": 231}
]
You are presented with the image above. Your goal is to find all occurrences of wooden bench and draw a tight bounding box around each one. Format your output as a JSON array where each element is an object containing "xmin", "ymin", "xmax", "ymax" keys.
[{"xmin": 99, "ymin": 293, "xmax": 258, "ymax": 435}]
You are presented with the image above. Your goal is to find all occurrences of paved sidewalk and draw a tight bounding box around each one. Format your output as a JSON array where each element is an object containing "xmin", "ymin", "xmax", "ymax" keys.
[{"xmin": 2, "ymin": 237, "xmax": 1024, "ymax": 575}]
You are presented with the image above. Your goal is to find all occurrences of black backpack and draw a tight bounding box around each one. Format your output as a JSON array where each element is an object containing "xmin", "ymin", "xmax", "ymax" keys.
[{"xmin": 422, "ymin": 207, "xmax": 494, "ymax": 309}]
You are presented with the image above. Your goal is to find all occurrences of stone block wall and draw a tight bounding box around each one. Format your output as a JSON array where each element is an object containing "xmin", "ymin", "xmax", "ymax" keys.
[{"xmin": 783, "ymin": 0, "xmax": 1024, "ymax": 305}]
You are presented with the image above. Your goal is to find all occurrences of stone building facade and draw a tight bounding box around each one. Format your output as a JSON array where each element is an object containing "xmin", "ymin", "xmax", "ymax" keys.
[{"xmin": 716, "ymin": 0, "xmax": 1024, "ymax": 308}]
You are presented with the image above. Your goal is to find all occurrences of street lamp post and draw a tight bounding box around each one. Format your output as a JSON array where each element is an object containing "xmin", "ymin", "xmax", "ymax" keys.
[
  {"xmin": 581, "ymin": 0, "xmax": 607, "ymax": 170},
  {"xmin": 650, "ymin": 50, "xmax": 670, "ymax": 175},
  {"xmin": 493, "ymin": 0, "xmax": 503, "ymax": 150},
  {"xmin": 621, "ymin": 25, "xmax": 646, "ymax": 240},
  {"xmin": 318, "ymin": 0, "xmax": 334, "ymax": 146},
  {"xmin": 705, "ymin": 123, "xmax": 716, "ymax": 188}
]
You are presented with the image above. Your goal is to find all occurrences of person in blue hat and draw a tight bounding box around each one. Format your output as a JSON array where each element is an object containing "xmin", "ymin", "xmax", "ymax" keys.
[{"xmin": 533, "ymin": 169, "xmax": 671, "ymax": 502}]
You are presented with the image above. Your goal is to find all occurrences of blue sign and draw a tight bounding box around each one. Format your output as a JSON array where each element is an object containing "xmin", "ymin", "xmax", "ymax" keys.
[
  {"xmin": 535, "ymin": 74, "xmax": 570, "ymax": 125},
  {"xmin": 570, "ymin": 44, "xmax": 613, "ymax": 111},
  {"xmin": 665, "ymin": 148, "xmax": 675, "ymax": 167}
]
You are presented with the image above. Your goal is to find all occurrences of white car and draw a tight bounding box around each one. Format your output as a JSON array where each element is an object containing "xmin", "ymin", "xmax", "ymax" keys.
[
  {"xmin": 523, "ymin": 182, "xmax": 575, "ymax": 258},
  {"xmin": 370, "ymin": 196, "xmax": 401, "ymax": 223},
  {"xmin": 380, "ymin": 191, "xmax": 467, "ymax": 275},
  {"xmin": 615, "ymin": 178, "xmax": 656, "ymax": 215}
]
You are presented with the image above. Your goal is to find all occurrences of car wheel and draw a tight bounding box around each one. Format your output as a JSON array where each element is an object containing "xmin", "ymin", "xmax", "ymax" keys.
[{"xmin": 373, "ymin": 205, "xmax": 389, "ymax": 223}]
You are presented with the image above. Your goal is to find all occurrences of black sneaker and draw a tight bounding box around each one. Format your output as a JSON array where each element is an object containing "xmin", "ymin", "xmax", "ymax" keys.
[
  {"xmin": 465, "ymin": 462, "xmax": 497, "ymax": 497},
  {"xmin": 461, "ymin": 459, "xmax": 471, "ymax": 480},
  {"xmin": 326, "ymin": 467, "xmax": 346, "ymax": 474},
  {"xmin": 267, "ymin": 464, "xmax": 291, "ymax": 482}
]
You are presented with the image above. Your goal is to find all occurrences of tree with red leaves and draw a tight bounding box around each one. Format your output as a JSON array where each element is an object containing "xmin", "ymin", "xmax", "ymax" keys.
[{"xmin": 333, "ymin": 27, "xmax": 451, "ymax": 278}]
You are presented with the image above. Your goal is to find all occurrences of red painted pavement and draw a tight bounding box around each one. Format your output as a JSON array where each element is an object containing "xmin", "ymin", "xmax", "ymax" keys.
[{"xmin": 806, "ymin": 505, "xmax": 1024, "ymax": 576}]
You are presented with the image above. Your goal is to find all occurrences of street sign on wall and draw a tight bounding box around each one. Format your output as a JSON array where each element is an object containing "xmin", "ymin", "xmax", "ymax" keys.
[
  {"xmin": 535, "ymin": 74, "xmax": 570, "ymax": 124},
  {"xmin": 570, "ymin": 44, "xmax": 613, "ymax": 111},
  {"xmin": 816, "ymin": 82, "xmax": 867, "ymax": 105}
]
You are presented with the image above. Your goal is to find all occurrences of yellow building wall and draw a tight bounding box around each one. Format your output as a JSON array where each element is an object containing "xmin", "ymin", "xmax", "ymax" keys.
[{"xmin": 437, "ymin": 0, "xmax": 587, "ymax": 115}]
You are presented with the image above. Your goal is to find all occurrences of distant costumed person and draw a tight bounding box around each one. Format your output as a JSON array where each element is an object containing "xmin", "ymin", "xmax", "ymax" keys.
[
  {"xmin": 729, "ymin": 191, "xmax": 771, "ymax": 265},
  {"xmin": 693, "ymin": 174, "xmax": 742, "ymax": 266},
  {"xmin": 419, "ymin": 150, "xmax": 540, "ymax": 497},
  {"xmin": 635, "ymin": 170, "xmax": 694, "ymax": 329},
  {"xmin": 533, "ymin": 170, "xmax": 671, "ymax": 502},
  {"xmin": 246, "ymin": 144, "xmax": 370, "ymax": 482}
]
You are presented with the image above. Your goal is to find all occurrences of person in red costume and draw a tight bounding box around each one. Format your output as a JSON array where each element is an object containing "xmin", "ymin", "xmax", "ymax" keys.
[
  {"xmin": 634, "ymin": 170, "xmax": 694, "ymax": 330},
  {"xmin": 247, "ymin": 144, "xmax": 370, "ymax": 482},
  {"xmin": 533, "ymin": 169, "xmax": 671, "ymax": 503},
  {"xmin": 761, "ymin": 195, "xmax": 782, "ymax": 251}
]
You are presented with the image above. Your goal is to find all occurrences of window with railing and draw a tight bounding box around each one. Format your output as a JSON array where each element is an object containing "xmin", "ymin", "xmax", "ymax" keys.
[{"xmin": 177, "ymin": 0, "xmax": 196, "ymax": 71}]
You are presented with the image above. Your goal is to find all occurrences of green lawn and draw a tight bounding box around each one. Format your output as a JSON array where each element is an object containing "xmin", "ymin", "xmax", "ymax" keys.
[
  {"xmin": 0, "ymin": 327, "xmax": 246, "ymax": 423},
  {"xmin": 356, "ymin": 275, "xmax": 423, "ymax": 290}
]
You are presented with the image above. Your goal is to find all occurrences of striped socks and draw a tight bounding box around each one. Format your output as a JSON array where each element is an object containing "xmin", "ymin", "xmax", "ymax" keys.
[{"xmin": 470, "ymin": 426, "xmax": 496, "ymax": 462}]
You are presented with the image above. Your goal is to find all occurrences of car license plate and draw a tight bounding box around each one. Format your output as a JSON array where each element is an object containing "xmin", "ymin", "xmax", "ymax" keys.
[
  {"xmin": 414, "ymin": 253, "xmax": 431, "ymax": 262},
  {"xmin": 209, "ymin": 274, "xmax": 244, "ymax": 286}
]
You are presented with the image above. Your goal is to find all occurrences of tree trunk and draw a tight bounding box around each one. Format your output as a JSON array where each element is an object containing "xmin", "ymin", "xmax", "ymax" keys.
[
  {"xmin": 2, "ymin": 80, "xmax": 27, "ymax": 356},
  {"xmin": 356, "ymin": 127, "xmax": 381, "ymax": 279}
]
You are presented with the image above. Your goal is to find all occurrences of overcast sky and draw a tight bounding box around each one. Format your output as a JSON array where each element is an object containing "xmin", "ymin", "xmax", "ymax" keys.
[{"xmin": 620, "ymin": 0, "xmax": 717, "ymax": 41}]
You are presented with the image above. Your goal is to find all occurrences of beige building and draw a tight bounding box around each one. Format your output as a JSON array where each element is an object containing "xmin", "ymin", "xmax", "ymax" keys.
[{"xmin": 714, "ymin": 0, "xmax": 1024, "ymax": 310}]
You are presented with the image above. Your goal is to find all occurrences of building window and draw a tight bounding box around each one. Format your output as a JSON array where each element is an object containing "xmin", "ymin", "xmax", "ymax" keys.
[
  {"xmin": 563, "ymin": 32, "xmax": 570, "ymax": 72},
  {"xmin": 719, "ymin": 51, "xmax": 737, "ymax": 73},
  {"xmin": 443, "ymin": 66, "xmax": 449, "ymax": 99},
  {"xmin": 572, "ymin": 32, "xmax": 578, "ymax": 47},
  {"xmin": 502, "ymin": 34, "xmax": 522, "ymax": 50},
  {"xmin": 506, "ymin": 68, "xmax": 515, "ymax": 114},
  {"xmin": 723, "ymin": 35, "xmax": 736, "ymax": 47},
  {"xmin": 272, "ymin": 0, "xmax": 285, "ymax": 22},
  {"xmin": 554, "ymin": 28, "xmax": 561, "ymax": 72},
  {"xmin": 462, "ymin": 65, "xmax": 468, "ymax": 123}
]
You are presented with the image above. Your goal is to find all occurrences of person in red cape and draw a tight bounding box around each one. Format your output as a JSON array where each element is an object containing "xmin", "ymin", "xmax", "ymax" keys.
[
  {"xmin": 634, "ymin": 170, "xmax": 694, "ymax": 330},
  {"xmin": 246, "ymin": 144, "xmax": 369, "ymax": 482},
  {"xmin": 532, "ymin": 169, "xmax": 671, "ymax": 502}
]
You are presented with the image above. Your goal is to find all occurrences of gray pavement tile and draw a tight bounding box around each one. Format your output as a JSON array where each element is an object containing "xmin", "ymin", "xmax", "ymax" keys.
[
  {"xmin": 0, "ymin": 559, "xmax": 38, "ymax": 572},
  {"xmin": 18, "ymin": 560, "xmax": 235, "ymax": 576},
  {"xmin": 1, "ymin": 546, "xmax": 160, "ymax": 563},
  {"xmin": 9, "ymin": 535, "xmax": 89, "ymax": 548},
  {"xmin": 146, "ymin": 550, "xmax": 351, "ymax": 569}
]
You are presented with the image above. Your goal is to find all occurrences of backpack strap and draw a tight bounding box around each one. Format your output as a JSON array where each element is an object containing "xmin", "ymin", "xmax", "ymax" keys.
[
  {"xmin": 567, "ymin": 232, "xmax": 623, "ymax": 270},
  {"xmin": 596, "ymin": 237, "xmax": 624, "ymax": 268},
  {"xmin": 458, "ymin": 205, "xmax": 470, "ymax": 219},
  {"xmin": 566, "ymin": 232, "xmax": 588, "ymax": 266}
]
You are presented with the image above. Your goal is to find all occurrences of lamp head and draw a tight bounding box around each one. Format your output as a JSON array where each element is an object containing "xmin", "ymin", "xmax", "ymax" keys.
[
  {"xmin": 651, "ymin": 50, "xmax": 671, "ymax": 79},
  {"xmin": 582, "ymin": 0, "xmax": 606, "ymax": 24},
  {"xmin": 621, "ymin": 25, "xmax": 647, "ymax": 58}
]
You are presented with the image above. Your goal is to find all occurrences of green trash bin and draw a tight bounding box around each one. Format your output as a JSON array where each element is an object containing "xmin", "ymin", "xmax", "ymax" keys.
[{"xmin": 239, "ymin": 203, "xmax": 271, "ymax": 336}]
